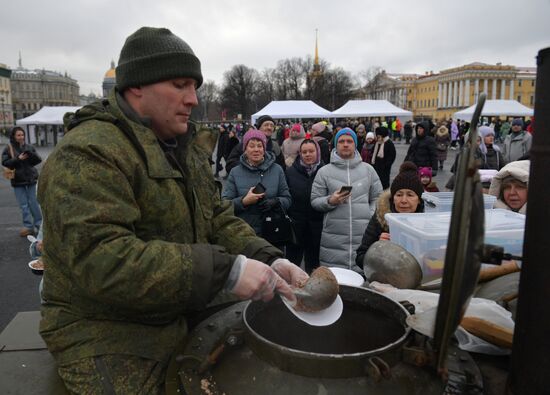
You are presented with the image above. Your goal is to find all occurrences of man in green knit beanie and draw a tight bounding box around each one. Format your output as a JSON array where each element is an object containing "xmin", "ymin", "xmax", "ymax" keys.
[{"xmin": 38, "ymin": 27, "xmax": 307, "ymax": 393}]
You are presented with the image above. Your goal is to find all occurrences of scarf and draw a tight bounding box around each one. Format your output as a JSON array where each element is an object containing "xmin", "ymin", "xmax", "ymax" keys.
[
  {"xmin": 371, "ymin": 136, "xmax": 389, "ymax": 164},
  {"xmin": 299, "ymin": 139, "xmax": 321, "ymax": 176}
]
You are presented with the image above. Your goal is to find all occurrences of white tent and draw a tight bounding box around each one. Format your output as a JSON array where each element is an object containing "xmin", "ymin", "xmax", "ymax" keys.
[
  {"xmin": 453, "ymin": 100, "xmax": 533, "ymax": 122},
  {"xmin": 16, "ymin": 106, "xmax": 81, "ymax": 125},
  {"xmin": 331, "ymin": 100, "xmax": 413, "ymax": 120},
  {"xmin": 251, "ymin": 100, "xmax": 332, "ymax": 125}
]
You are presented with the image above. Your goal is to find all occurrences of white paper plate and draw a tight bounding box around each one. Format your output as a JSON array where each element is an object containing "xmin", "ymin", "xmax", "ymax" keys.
[
  {"xmin": 328, "ymin": 267, "xmax": 365, "ymax": 287},
  {"xmin": 28, "ymin": 259, "xmax": 44, "ymax": 272},
  {"xmin": 281, "ymin": 294, "xmax": 343, "ymax": 326}
]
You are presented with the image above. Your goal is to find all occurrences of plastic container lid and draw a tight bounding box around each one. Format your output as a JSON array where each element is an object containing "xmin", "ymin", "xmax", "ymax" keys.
[{"xmin": 422, "ymin": 192, "xmax": 497, "ymax": 212}]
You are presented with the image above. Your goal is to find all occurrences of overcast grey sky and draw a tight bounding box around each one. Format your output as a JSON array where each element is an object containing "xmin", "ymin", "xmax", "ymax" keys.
[{"xmin": 1, "ymin": 0, "xmax": 549, "ymax": 95}]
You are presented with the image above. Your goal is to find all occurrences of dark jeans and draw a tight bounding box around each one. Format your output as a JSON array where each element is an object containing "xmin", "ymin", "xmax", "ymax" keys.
[{"xmin": 285, "ymin": 219, "xmax": 322, "ymax": 273}]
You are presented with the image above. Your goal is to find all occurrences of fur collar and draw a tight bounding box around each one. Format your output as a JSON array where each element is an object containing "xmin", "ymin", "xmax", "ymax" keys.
[{"xmin": 376, "ymin": 190, "xmax": 393, "ymax": 231}]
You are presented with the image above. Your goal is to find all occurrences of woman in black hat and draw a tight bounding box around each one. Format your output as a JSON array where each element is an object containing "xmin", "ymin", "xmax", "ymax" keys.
[
  {"xmin": 356, "ymin": 161, "xmax": 425, "ymax": 267},
  {"xmin": 370, "ymin": 126, "xmax": 396, "ymax": 189}
]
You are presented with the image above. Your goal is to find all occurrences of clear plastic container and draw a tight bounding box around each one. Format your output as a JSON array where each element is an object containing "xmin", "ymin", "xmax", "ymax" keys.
[
  {"xmin": 385, "ymin": 209, "xmax": 525, "ymax": 277},
  {"xmin": 422, "ymin": 192, "xmax": 497, "ymax": 212}
]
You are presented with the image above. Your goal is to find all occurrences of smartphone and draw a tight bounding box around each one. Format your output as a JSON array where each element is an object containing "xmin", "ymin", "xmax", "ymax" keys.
[
  {"xmin": 339, "ymin": 186, "xmax": 352, "ymax": 195},
  {"xmin": 252, "ymin": 182, "xmax": 266, "ymax": 194}
]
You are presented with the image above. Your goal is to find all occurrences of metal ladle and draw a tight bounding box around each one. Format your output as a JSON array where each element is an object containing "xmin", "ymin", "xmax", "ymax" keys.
[{"xmin": 280, "ymin": 267, "xmax": 343, "ymax": 326}]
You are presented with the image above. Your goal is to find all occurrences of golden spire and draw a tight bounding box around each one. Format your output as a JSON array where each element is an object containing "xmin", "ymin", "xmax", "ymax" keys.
[
  {"xmin": 314, "ymin": 29, "xmax": 319, "ymax": 66},
  {"xmin": 312, "ymin": 29, "xmax": 322, "ymax": 77}
]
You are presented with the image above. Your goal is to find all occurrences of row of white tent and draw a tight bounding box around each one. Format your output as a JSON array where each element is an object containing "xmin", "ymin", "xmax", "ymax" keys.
[
  {"xmin": 251, "ymin": 99, "xmax": 534, "ymax": 124},
  {"xmin": 15, "ymin": 100, "xmax": 533, "ymax": 127}
]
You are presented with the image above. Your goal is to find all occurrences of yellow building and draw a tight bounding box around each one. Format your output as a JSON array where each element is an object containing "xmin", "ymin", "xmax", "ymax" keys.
[
  {"xmin": 0, "ymin": 63, "xmax": 14, "ymax": 133},
  {"xmin": 364, "ymin": 62, "xmax": 536, "ymax": 121}
]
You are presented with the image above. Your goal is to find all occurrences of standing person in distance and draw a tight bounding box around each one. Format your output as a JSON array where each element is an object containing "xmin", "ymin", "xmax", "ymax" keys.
[
  {"xmin": 502, "ymin": 118, "xmax": 532, "ymax": 163},
  {"xmin": 371, "ymin": 126, "xmax": 396, "ymax": 190},
  {"xmin": 404, "ymin": 121, "xmax": 438, "ymax": 176},
  {"xmin": 1, "ymin": 126, "xmax": 42, "ymax": 236},
  {"xmin": 434, "ymin": 124, "xmax": 451, "ymax": 170}
]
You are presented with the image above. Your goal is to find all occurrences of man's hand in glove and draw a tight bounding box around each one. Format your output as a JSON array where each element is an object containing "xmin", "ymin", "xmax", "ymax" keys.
[
  {"xmin": 258, "ymin": 198, "xmax": 280, "ymax": 213},
  {"xmin": 271, "ymin": 258, "xmax": 309, "ymax": 287},
  {"xmin": 226, "ymin": 256, "xmax": 295, "ymax": 303}
]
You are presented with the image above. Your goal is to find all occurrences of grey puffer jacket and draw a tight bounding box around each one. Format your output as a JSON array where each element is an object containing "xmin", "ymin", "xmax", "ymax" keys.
[{"xmin": 311, "ymin": 150, "xmax": 383, "ymax": 271}]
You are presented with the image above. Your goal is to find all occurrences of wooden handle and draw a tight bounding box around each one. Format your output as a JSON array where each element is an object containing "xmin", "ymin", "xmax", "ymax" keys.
[
  {"xmin": 478, "ymin": 260, "xmax": 520, "ymax": 283},
  {"xmin": 461, "ymin": 316, "xmax": 514, "ymax": 349}
]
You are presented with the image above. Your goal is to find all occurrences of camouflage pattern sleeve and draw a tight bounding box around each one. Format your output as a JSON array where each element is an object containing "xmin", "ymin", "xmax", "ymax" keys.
[{"xmin": 39, "ymin": 125, "xmax": 235, "ymax": 321}]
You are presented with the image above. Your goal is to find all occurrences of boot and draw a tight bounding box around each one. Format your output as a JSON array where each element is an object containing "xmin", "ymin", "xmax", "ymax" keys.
[{"xmin": 20, "ymin": 228, "xmax": 35, "ymax": 237}]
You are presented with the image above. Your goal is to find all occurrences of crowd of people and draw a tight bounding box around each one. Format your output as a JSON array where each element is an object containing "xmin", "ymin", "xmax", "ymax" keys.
[
  {"xmin": 213, "ymin": 113, "xmax": 533, "ymax": 278},
  {"xmin": 0, "ymin": 25, "xmax": 536, "ymax": 393}
]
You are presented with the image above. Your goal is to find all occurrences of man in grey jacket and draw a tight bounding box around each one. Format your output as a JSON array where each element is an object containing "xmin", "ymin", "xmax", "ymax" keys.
[
  {"xmin": 311, "ymin": 128, "xmax": 383, "ymax": 272},
  {"xmin": 502, "ymin": 118, "xmax": 532, "ymax": 163}
]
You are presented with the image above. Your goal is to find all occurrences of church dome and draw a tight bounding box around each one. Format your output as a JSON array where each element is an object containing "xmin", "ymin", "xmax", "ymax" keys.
[{"xmin": 104, "ymin": 60, "xmax": 116, "ymax": 79}]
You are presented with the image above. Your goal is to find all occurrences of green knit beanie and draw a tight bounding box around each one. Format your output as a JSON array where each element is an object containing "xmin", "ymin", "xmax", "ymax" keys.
[{"xmin": 116, "ymin": 27, "xmax": 203, "ymax": 91}]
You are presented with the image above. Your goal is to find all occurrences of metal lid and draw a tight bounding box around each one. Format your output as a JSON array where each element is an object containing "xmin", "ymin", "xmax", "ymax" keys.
[{"xmin": 433, "ymin": 94, "xmax": 487, "ymax": 376}]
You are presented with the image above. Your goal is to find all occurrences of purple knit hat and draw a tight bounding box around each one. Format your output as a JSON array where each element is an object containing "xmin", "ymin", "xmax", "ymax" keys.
[{"xmin": 243, "ymin": 129, "xmax": 267, "ymax": 150}]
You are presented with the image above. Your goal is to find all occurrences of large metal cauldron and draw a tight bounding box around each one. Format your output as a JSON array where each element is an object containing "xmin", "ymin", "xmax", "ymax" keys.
[
  {"xmin": 243, "ymin": 285, "xmax": 410, "ymax": 378},
  {"xmin": 165, "ymin": 285, "xmax": 464, "ymax": 394}
]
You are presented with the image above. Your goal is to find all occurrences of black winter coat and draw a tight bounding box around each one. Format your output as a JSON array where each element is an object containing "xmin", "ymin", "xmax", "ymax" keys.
[
  {"xmin": 405, "ymin": 133, "xmax": 438, "ymax": 171},
  {"xmin": 481, "ymin": 146, "xmax": 505, "ymax": 171},
  {"xmin": 355, "ymin": 213, "xmax": 384, "ymax": 268},
  {"xmin": 1, "ymin": 143, "xmax": 42, "ymax": 187},
  {"xmin": 285, "ymin": 158, "xmax": 325, "ymax": 226},
  {"xmin": 216, "ymin": 130, "xmax": 230, "ymax": 161},
  {"xmin": 372, "ymin": 139, "xmax": 396, "ymax": 189}
]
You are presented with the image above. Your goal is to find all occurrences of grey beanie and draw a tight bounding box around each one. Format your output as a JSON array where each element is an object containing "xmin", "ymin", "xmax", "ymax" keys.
[{"xmin": 116, "ymin": 27, "xmax": 203, "ymax": 91}]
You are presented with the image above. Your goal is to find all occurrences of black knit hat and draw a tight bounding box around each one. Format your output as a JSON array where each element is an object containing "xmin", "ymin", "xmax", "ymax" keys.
[
  {"xmin": 116, "ymin": 27, "xmax": 203, "ymax": 91},
  {"xmin": 390, "ymin": 162, "xmax": 424, "ymax": 198},
  {"xmin": 256, "ymin": 115, "xmax": 275, "ymax": 129},
  {"xmin": 375, "ymin": 126, "xmax": 389, "ymax": 137}
]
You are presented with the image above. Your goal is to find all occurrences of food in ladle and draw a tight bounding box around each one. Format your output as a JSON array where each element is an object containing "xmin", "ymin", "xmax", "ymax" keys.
[{"xmin": 292, "ymin": 267, "xmax": 339, "ymax": 312}]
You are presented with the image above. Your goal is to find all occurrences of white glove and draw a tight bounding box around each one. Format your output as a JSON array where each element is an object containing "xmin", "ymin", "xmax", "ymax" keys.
[
  {"xmin": 226, "ymin": 256, "xmax": 295, "ymax": 302},
  {"xmin": 271, "ymin": 258, "xmax": 309, "ymax": 287}
]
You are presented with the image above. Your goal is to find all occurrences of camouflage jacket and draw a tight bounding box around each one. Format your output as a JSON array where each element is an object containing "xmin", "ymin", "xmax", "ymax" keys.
[{"xmin": 37, "ymin": 90, "xmax": 281, "ymax": 364}]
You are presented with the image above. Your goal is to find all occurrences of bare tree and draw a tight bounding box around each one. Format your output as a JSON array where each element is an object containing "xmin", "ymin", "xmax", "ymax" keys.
[
  {"xmin": 220, "ymin": 65, "xmax": 260, "ymax": 119},
  {"xmin": 193, "ymin": 80, "xmax": 219, "ymax": 121},
  {"xmin": 255, "ymin": 68, "xmax": 276, "ymax": 110},
  {"xmin": 310, "ymin": 67, "xmax": 354, "ymax": 110}
]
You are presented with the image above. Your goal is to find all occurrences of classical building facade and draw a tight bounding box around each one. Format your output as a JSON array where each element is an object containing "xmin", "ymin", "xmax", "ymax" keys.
[
  {"xmin": 0, "ymin": 64, "xmax": 14, "ymax": 133},
  {"xmin": 102, "ymin": 60, "xmax": 116, "ymax": 98},
  {"xmin": 364, "ymin": 62, "xmax": 536, "ymax": 121},
  {"xmin": 10, "ymin": 60, "xmax": 79, "ymax": 121}
]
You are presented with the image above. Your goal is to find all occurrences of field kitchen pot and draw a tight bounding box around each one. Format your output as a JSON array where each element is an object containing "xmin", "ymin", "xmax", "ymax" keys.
[{"xmin": 166, "ymin": 285, "xmax": 482, "ymax": 394}]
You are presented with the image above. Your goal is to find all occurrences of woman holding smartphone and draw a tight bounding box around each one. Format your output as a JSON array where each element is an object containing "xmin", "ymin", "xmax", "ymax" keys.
[
  {"xmin": 222, "ymin": 129, "xmax": 291, "ymax": 238},
  {"xmin": 1, "ymin": 126, "xmax": 42, "ymax": 236}
]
